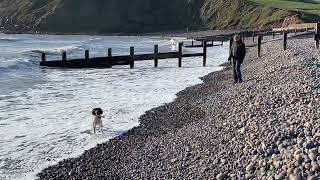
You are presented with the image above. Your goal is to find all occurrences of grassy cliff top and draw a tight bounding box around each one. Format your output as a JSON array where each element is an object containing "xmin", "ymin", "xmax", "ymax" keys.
[{"xmin": 249, "ymin": 0, "xmax": 320, "ymax": 14}]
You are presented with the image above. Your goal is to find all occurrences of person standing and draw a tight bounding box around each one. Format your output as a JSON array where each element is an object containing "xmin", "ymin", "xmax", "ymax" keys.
[{"xmin": 229, "ymin": 34, "xmax": 246, "ymax": 83}]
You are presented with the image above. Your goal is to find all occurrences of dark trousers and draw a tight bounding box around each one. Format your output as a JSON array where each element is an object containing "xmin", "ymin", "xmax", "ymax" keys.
[{"xmin": 232, "ymin": 60, "xmax": 243, "ymax": 83}]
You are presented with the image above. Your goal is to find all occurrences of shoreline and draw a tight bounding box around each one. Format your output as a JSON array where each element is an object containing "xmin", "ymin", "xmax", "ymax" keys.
[
  {"xmin": 35, "ymin": 49, "xmax": 232, "ymax": 179},
  {"xmin": 38, "ymin": 34, "xmax": 319, "ymax": 179},
  {"xmin": 36, "ymin": 40, "xmax": 238, "ymax": 179},
  {"xmin": 0, "ymin": 29, "xmax": 242, "ymax": 38}
]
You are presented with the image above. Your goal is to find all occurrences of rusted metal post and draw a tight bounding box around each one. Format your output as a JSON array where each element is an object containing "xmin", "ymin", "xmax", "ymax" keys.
[
  {"xmin": 178, "ymin": 42, "xmax": 182, "ymax": 67},
  {"xmin": 283, "ymin": 31, "xmax": 287, "ymax": 50},
  {"xmin": 154, "ymin": 45, "xmax": 158, "ymax": 68},
  {"xmin": 257, "ymin": 35, "xmax": 262, "ymax": 57},
  {"xmin": 85, "ymin": 50, "xmax": 89, "ymax": 60},
  {"xmin": 62, "ymin": 51, "xmax": 66, "ymax": 60},
  {"xmin": 130, "ymin": 47, "xmax": 134, "ymax": 68},
  {"xmin": 41, "ymin": 53, "xmax": 46, "ymax": 62},
  {"xmin": 108, "ymin": 48, "xmax": 112, "ymax": 57},
  {"xmin": 203, "ymin": 41, "xmax": 207, "ymax": 67}
]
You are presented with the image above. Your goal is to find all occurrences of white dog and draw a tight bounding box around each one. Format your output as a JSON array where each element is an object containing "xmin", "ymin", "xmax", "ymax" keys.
[{"xmin": 92, "ymin": 108, "xmax": 105, "ymax": 134}]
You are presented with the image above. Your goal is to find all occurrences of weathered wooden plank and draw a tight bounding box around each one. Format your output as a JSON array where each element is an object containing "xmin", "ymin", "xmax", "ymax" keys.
[
  {"xmin": 85, "ymin": 50, "xmax": 89, "ymax": 60},
  {"xmin": 41, "ymin": 53, "xmax": 46, "ymax": 62},
  {"xmin": 178, "ymin": 42, "xmax": 182, "ymax": 67},
  {"xmin": 108, "ymin": 48, "xmax": 112, "ymax": 57},
  {"xmin": 182, "ymin": 53, "xmax": 204, "ymax": 58},
  {"xmin": 40, "ymin": 58, "xmax": 112, "ymax": 68},
  {"xmin": 130, "ymin": 47, "xmax": 134, "ymax": 68},
  {"xmin": 62, "ymin": 51, "xmax": 66, "ymax": 60},
  {"xmin": 133, "ymin": 52, "xmax": 178, "ymax": 61},
  {"xmin": 257, "ymin": 35, "xmax": 262, "ymax": 57},
  {"xmin": 184, "ymin": 44, "xmax": 222, "ymax": 48},
  {"xmin": 154, "ymin": 45, "xmax": 158, "ymax": 67},
  {"xmin": 283, "ymin": 32, "xmax": 287, "ymax": 50},
  {"xmin": 203, "ymin": 41, "xmax": 207, "ymax": 67}
]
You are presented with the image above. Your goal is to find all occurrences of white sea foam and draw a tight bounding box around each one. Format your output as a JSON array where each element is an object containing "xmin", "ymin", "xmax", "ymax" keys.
[{"xmin": 0, "ymin": 33, "xmax": 228, "ymax": 180}]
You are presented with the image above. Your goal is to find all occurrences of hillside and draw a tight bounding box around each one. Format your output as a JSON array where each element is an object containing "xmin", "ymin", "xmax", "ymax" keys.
[
  {"xmin": 249, "ymin": 0, "xmax": 320, "ymax": 14},
  {"xmin": 0, "ymin": 0, "xmax": 204, "ymax": 34},
  {"xmin": 201, "ymin": 0, "xmax": 302, "ymax": 29},
  {"xmin": 0, "ymin": 0, "xmax": 319, "ymax": 34}
]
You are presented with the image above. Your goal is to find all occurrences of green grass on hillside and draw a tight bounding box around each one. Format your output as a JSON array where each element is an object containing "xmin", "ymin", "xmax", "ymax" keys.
[
  {"xmin": 249, "ymin": 0, "xmax": 320, "ymax": 14},
  {"xmin": 201, "ymin": 0, "xmax": 294, "ymax": 29}
]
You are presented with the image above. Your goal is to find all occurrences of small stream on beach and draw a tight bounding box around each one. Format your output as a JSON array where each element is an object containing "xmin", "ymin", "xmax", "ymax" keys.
[{"xmin": 0, "ymin": 33, "xmax": 228, "ymax": 180}]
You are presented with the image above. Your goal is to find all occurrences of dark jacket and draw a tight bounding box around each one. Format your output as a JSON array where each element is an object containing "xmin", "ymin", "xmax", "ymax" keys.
[{"xmin": 229, "ymin": 41, "xmax": 246, "ymax": 63}]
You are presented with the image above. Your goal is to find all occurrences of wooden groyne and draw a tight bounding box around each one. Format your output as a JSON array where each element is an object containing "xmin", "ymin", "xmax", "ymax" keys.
[
  {"xmin": 184, "ymin": 40, "xmax": 223, "ymax": 48},
  {"xmin": 40, "ymin": 23, "xmax": 320, "ymax": 69},
  {"xmin": 252, "ymin": 23, "xmax": 319, "ymax": 58},
  {"xmin": 40, "ymin": 42, "xmax": 208, "ymax": 68}
]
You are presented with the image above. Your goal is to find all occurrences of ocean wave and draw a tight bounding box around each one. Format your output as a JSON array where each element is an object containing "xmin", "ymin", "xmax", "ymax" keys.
[
  {"xmin": 23, "ymin": 45, "xmax": 84, "ymax": 56},
  {"xmin": 88, "ymin": 37, "xmax": 103, "ymax": 43},
  {"xmin": 0, "ymin": 58, "xmax": 37, "ymax": 73},
  {"xmin": 0, "ymin": 37, "xmax": 22, "ymax": 42}
]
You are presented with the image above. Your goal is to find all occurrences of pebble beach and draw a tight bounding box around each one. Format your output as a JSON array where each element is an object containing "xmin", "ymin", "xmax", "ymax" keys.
[{"xmin": 38, "ymin": 35, "xmax": 320, "ymax": 179}]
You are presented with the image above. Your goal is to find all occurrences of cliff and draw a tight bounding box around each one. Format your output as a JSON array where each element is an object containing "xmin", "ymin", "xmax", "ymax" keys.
[{"xmin": 0, "ymin": 0, "xmax": 318, "ymax": 34}]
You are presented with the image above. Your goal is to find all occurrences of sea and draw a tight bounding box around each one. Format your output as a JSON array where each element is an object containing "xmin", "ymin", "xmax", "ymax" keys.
[{"xmin": 0, "ymin": 33, "xmax": 228, "ymax": 180}]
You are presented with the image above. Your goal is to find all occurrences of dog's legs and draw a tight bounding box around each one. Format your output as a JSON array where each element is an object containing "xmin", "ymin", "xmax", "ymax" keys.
[
  {"xmin": 92, "ymin": 117, "xmax": 96, "ymax": 134},
  {"xmin": 100, "ymin": 120, "xmax": 104, "ymax": 133}
]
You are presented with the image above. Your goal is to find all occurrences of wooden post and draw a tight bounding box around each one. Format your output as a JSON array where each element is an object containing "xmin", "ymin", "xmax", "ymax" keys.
[
  {"xmin": 41, "ymin": 53, "xmax": 46, "ymax": 62},
  {"xmin": 203, "ymin": 41, "xmax": 207, "ymax": 67},
  {"xmin": 130, "ymin": 47, "xmax": 134, "ymax": 69},
  {"xmin": 178, "ymin": 42, "xmax": 182, "ymax": 67},
  {"xmin": 62, "ymin": 51, "xmax": 66, "ymax": 60},
  {"xmin": 252, "ymin": 34, "xmax": 255, "ymax": 42},
  {"xmin": 315, "ymin": 35, "xmax": 319, "ymax": 49},
  {"xmin": 272, "ymin": 32, "xmax": 275, "ymax": 39},
  {"xmin": 191, "ymin": 41, "xmax": 194, "ymax": 47},
  {"xmin": 85, "ymin": 50, "xmax": 89, "ymax": 60},
  {"xmin": 283, "ymin": 31, "xmax": 287, "ymax": 50},
  {"xmin": 257, "ymin": 35, "xmax": 262, "ymax": 57},
  {"xmin": 315, "ymin": 23, "xmax": 320, "ymax": 49},
  {"xmin": 154, "ymin": 45, "xmax": 158, "ymax": 68},
  {"xmin": 108, "ymin": 48, "xmax": 112, "ymax": 57}
]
